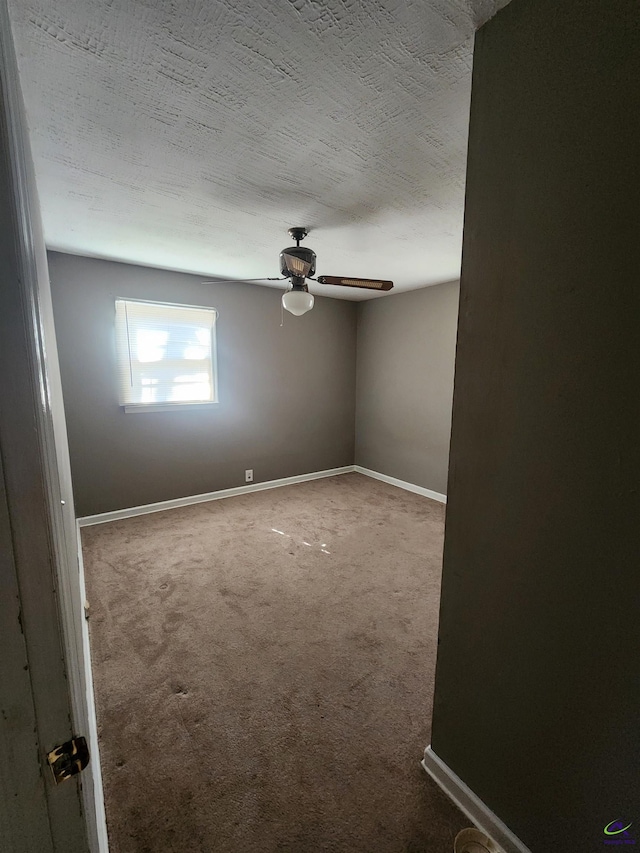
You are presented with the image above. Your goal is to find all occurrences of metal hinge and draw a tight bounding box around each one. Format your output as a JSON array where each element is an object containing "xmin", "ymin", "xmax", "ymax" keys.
[{"xmin": 47, "ymin": 736, "xmax": 90, "ymax": 784}]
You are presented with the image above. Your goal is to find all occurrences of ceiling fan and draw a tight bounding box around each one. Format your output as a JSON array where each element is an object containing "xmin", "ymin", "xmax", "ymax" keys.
[{"xmin": 203, "ymin": 227, "xmax": 393, "ymax": 316}]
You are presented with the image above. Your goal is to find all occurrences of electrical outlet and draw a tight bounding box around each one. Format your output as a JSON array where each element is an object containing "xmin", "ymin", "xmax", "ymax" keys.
[{"xmin": 245, "ymin": 469, "xmax": 253, "ymax": 483}]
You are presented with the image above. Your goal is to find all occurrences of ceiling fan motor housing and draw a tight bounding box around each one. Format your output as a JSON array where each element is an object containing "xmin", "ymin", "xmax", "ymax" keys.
[{"xmin": 279, "ymin": 245, "xmax": 316, "ymax": 279}]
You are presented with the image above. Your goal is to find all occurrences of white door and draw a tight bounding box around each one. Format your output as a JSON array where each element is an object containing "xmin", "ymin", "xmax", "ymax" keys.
[{"xmin": 0, "ymin": 2, "xmax": 104, "ymax": 849}]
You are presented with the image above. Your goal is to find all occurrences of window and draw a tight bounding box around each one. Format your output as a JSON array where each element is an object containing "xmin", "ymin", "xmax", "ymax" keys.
[{"xmin": 115, "ymin": 299, "xmax": 218, "ymax": 412}]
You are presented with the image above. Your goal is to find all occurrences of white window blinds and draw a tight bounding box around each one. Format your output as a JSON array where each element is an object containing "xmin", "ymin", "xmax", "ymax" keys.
[{"xmin": 115, "ymin": 299, "xmax": 217, "ymax": 407}]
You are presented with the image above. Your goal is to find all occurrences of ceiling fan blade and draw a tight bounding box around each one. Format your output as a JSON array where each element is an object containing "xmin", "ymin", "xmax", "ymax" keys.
[
  {"xmin": 316, "ymin": 275, "xmax": 393, "ymax": 291},
  {"xmin": 282, "ymin": 253, "xmax": 312, "ymax": 278},
  {"xmin": 201, "ymin": 277, "xmax": 284, "ymax": 284}
]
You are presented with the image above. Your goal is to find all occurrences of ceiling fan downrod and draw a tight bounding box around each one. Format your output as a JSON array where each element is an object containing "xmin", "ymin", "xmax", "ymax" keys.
[{"xmin": 287, "ymin": 227, "xmax": 308, "ymax": 246}]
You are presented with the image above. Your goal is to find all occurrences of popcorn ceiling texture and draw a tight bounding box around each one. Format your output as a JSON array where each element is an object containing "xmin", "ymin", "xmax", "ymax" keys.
[{"xmin": 9, "ymin": 0, "xmax": 510, "ymax": 299}]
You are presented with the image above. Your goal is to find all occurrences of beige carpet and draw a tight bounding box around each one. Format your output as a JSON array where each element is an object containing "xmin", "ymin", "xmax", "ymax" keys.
[{"xmin": 82, "ymin": 472, "xmax": 466, "ymax": 852}]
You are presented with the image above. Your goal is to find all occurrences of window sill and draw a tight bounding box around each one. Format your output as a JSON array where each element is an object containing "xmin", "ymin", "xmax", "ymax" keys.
[{"xmin": 122, "ymin": 402, "xmax": 220, "ymax": 414}]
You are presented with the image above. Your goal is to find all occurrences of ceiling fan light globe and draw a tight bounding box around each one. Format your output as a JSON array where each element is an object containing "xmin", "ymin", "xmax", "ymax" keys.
[{"xmin": 282, "ymin": 290, "xmax": 314, "ymax": 316}]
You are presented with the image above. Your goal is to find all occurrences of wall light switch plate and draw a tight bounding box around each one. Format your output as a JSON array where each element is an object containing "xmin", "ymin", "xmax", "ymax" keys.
[{"xmin": 245, "ymin": 469, "xmax": 253, "ymax": 483}]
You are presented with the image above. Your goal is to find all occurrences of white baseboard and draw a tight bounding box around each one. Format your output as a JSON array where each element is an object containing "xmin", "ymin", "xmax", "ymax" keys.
[
  {"xmin": 354, "ymin": 465, "xmax": 447, "ymax": 503},
  {"xmin": 422, "ymin": 746, "xmax": 532, "ymax": 853},
  {"xmin": 77, "ymin": 466, "xmax": 356, "ymax": 526},
  {"xmin": 78, "ymin": 464, "xmax": 446, "ymax": 527}
]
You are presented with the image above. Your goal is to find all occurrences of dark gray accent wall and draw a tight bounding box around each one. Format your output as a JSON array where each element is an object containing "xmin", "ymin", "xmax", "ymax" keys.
[
  {"xmin": 431, "ymin": 1, "xmax": 640, "ymax": 851},
  {"xmin": 49, "ymin": 252, "xmax": 357, "ymax": 516},
  {"xmin": 355, "ymin": 283, "xmax": 459, "ymax": 495}
]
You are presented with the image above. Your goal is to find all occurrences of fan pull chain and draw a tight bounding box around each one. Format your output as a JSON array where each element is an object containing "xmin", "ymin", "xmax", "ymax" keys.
[{"xmin": 280, "ymin": 296, "xmax": 284, "ymax": 327}]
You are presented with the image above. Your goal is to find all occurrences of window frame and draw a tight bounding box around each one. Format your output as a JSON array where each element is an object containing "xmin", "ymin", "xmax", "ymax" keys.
[{"xmin": 114, "ymin": 297, "xmax": 219, "ymax": 413}]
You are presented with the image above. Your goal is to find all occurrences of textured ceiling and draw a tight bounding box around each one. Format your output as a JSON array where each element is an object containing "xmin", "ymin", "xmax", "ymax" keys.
[{"xmin": 9, "ymin": 0, "xmax": 510, "ymax": 300}]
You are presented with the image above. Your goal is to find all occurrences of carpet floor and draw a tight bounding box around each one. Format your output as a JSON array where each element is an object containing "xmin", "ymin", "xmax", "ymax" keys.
[{"xmin": 81, "ymin": 472, "xmax": 466, "ymax": 852}]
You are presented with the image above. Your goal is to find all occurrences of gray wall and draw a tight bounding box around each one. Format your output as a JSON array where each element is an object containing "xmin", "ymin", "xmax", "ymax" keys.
[
  {"xmin": 431, "ymin": 0, "xmax": 640, "ymax": 851},
  {"xmin": 49, "ymin": 252, "xmax": 357, "ymax": 516},
  {"xmin": 355, "ymin": 282, "xmax": 458, "ymax": 495}
]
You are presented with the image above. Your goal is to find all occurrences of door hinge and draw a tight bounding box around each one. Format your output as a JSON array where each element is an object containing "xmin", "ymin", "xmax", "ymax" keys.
[{"xmin": 47, "ymin": 736, "xmax": 90, "ymax": 784}]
